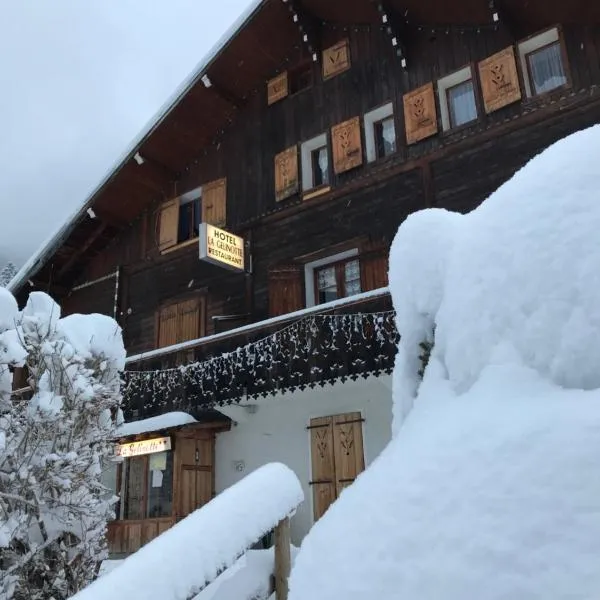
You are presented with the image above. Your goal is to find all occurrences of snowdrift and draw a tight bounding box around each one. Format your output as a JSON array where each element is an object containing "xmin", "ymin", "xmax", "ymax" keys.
[{"xmin": 288, "ymin": 125, "xmax": 600, "ymax": 600}]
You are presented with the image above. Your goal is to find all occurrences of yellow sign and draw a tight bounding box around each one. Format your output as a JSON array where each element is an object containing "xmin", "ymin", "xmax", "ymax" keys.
[
  {"xmin": 116, "ymin": 436, "xmax": 171, "ymax": 458},
  {"xmin": 199, "ymin": 223, "xmax": 245, "ymax": 271}
]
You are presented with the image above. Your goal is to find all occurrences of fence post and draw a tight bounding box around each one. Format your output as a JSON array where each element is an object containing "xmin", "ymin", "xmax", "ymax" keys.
[{"xmin": 274, "ymin": 516, "xmax": 291, "ymax": 600}]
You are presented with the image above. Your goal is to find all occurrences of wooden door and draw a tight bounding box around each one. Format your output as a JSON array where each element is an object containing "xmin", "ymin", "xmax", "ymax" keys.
[
  {"xmin": 309, "ymin": 411, "xmax": 365, "ymax": 521},
  {"xmin": 176, "ymin": 436, "xmax": 214, "ymax": 520}
]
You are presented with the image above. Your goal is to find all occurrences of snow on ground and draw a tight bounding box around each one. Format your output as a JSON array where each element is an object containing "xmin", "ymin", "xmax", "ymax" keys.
[
  {"xmin": 115, "ymin": 411, "xmax": 197, "ymax": 437},
  {"xmin": 71, "ymin": 463, "xmax": 303, "ymax": 600},
  {"xmin": 289, "ymin": 125, "xmax": 600, "ymax": 600}
]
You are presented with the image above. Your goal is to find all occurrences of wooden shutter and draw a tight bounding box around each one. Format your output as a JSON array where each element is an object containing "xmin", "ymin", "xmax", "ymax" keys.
[
  {"xmin": 331, "ymin": 116, "xmax": 363, "ymax": 175},
  {"xmin": 158, "ymin": 199, "xmax": 179, "ymax": 251},
  {"xmin": 403, "ymin": 82, "xmax": 438, "ymax": 145},
  {"xmin": 157, "ymin": 304, "xmax": 178, "ymax": 348},
  {"xmin": 268, "ymin": 264, "xmax": 304, "ymax": 317},
  {"xmin": 267, "ymin": 71, "xmax": 288, "ymax": 105},
  {"xmin": 310, "ymin": 416, "xmax": 337, "ymax": 521},
  {"xmin": 478, "ymin": 46, "xmax": 522, "ymax": 114},
  {"xmin": 274, "ymin": 146, "xmax": 299, "ymax": 202},
  {"xmin": 332, "ymin": 412, "xmax": 365, "ymax": 496},
  {"xmin": 322, "ymin": 39, "xmax": 351, "ymax": 80},
  {"xmin": 177, "ymin": 297, "xmax": 203, "ymax": 343},
  {"xmin": 202, "ymin": 178, "xmax": 227, "ymax": 227},
  {"xmin": 360, "ymin": 241, "xmax": 389, "ymax": 292}
]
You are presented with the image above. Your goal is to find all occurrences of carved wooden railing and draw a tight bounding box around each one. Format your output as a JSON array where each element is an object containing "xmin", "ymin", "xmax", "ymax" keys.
[{"xmin": 122, "ymin": 289, "xmax": 397, "ymax": 421}]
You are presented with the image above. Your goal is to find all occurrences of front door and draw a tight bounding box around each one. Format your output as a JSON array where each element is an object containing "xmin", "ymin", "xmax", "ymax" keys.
[
  {"xmin": 176, "ymin": 436, "xmax": 214, "ymax": 520},
  {"xmin": 309, "ymin": 411, "xmax": 365, "ymax": 521}
]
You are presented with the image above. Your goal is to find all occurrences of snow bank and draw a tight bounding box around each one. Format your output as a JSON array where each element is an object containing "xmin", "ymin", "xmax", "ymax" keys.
[
  {"xmin": 71, "ymin": 463, "xmax": 303, "ymax": 600},
  {"xmin": 195, "ymin": 547, "xmax": 299, "ymax": 600},
  {"xmin": 289, "ymin": 125, "xmax": 600, "ymax": 599},
  {"xmin": 289, "ymin": 363, "xmax": 600, "ymax": 600},
  {"xmin": 391, "ymin": 124, "xmax": 600, "ymax": 421},
  {"xmin": 116, "ymin": 411, "xmax": 197, "ymax": 438}
]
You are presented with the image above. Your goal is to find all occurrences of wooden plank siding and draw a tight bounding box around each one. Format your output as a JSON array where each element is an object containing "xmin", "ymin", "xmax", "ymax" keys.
[{"xmin": 49, "ymin": 23, "xmax": 600, "ymax": 359}]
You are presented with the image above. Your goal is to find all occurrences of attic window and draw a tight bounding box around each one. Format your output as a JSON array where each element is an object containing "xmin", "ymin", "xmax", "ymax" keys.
[{"xmin": 289, "ymin": 62, "xmax": 313, "ymax": 94}]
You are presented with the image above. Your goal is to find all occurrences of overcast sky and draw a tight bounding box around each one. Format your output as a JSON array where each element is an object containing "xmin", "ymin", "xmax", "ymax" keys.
[{"xmin": 0, "ymin": 0, "xmax": 252, "ymax": 268}]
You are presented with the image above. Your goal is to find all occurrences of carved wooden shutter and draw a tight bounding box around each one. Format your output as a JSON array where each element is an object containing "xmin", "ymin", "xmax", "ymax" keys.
[
  {"xmin": 274, "ymin": 146, "xmax": 299, "ymax": 202},
  {"xmin": 322, "ymin": 39, "xmax": 351, "ymax": 80},
  {"xmin": 267, "ymin": 71, "xmax": 288, "ymax": 105},
  {"xmin": 403, "ymin": 82, "xmax": 438, "ymax": 145},
  {"xmin": 360, "ymin": 241, "xmax": 389, "ymax": 292},
  {"xmin": 268, "ymin": 264, "xmax": 304, "ymax": 317},
  {"xmin": 309, "ymin": 416, "xmax": 337, "ymax": 521},
  {"xmin": 157, "ymin": 304, "xmax": 178, "ymax": 348},
  {"xmin": 332, "ymin": 412, "xmax": 365, "ymax": 496},
  {"xmin": 158, "ymin": 199, "xmax": 179, "ymax": 251},
  {"xmin": 177, "ymin": 297, "xmax": 203, "ymax": 343},
  {"xmin": 331, "ymin": 116, "xmax": 363, "ymax": 175},
  {"xmin": 478, "ymin": 46, "xmax": 522, "ymax": 114},
  {"xmin": 202, "ymin": 178, "xmax": 227, "ymax": 227}
]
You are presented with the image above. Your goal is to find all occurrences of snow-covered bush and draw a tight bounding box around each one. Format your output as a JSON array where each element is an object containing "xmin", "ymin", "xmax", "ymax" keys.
[
  {"xmin": 0, "ymin": 289, "xmax": 125, "ymax": 600},
  {"xmin": 0, "ymin": 263, "xmax": 17, "ymax": 289},
  {"xmin": 288, "ymin": 125, "xmax": 600, "ymax": 599}
]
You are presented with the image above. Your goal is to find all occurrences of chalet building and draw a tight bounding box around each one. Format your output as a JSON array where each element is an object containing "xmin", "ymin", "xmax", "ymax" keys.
[{"xmin": 10, "ymin": 0, "xmax": 600, "ymax": 556}]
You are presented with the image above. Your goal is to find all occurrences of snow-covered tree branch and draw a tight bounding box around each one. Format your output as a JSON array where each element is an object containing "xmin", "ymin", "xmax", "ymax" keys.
[{"xmin": 0, "ymin": 289, "xmax": 125, "ymax": 600}]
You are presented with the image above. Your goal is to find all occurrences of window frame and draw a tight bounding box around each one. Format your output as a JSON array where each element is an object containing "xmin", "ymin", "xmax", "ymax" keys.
[
  {"xmin": 437, "ymin": 65, "xmax": 478, "ymax": 132},
  {"xmin": 364, "ymin": 102, "xmax": 396, "ymax": 163},
  {"xmin": 300, "ymin": 133, "xmax": 330, "ymax": 193},
  {"xmin": 304, "ymin": 248, "xmax": 360, "ymax": 308},
  {"xmin": 118, "ymin": 450, "xmax": 174, "ymax": 521},
  {"xmin": 313, "ymin": 257, "xmax": 361, "ymax": 305},
  {"xmin": 517, "ymin": 26, "xmax": 570, "ymax": 99}
]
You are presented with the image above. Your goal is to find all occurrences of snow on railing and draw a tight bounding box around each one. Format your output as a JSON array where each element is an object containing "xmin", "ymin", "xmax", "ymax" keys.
[{"xmin": 70, "ymin": 463, "xmax": 304, "ymax": 600}]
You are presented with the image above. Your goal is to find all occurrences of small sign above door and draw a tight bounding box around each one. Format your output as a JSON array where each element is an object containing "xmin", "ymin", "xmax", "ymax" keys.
[{"xmin": 116, "ymin": 436, "xmax": 172, "ymax": 458}]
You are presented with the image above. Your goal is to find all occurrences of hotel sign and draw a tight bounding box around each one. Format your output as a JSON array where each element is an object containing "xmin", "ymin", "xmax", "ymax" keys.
[
  {"xmin": 199, "ymin": 223, "xmax": 245, "ymax": 271},
  {"xmin": 116, "ymin": 436, "xmax": 171, "ymax": 458}
]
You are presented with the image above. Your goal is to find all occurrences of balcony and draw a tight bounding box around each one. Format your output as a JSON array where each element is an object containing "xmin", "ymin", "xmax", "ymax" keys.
[{"xmin": 122, "ymin": 288, "xmax": 397, "ymax": 421}]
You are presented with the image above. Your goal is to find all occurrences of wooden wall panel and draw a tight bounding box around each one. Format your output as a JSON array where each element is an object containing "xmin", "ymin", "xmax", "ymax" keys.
[
  {"xmin": 403, "ymin": 83, "xmax": 438, "ymax": 145},
  {"xmin": 478, "ymin": 46, "xmax": 522, "ymax": 114},
  {"xmin": 331, "ymin": 116, "xmax": 363, "ymax": 174},
  {"xmin": 267, "ymin": 71, "xmax": 288, "ymax": 105}
]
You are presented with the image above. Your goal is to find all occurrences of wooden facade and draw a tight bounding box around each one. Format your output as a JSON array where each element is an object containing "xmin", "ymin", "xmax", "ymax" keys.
[
  {"xmin": 13, "ymin": 3, "xmax": 600, "ymax": 407},
  {"xmin": 10, "ymin": 0, "xmax": 600, "ymax": 557}
]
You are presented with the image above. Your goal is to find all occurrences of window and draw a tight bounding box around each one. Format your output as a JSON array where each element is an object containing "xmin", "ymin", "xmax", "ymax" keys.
[
  {"xmin": 438, "ymin": 66, "xmax": 478, "ymax": 131},
  {"xmin": 364, "ymin": 102, "xmax": 396, "ymax": 162},
  {"xmin": 315, "ymin": 258, "xmax": 361, "ymax": 304},
  {"xmin": 178, "ymin": 193, "xmax": 201, "ymax": 244},
  {"xmin": 311, "ymin": 146, "xmax": 329, "ymax": 187},
  {"xmin": 121, "ymin": 451, "xmax": 174, "ymax": 520},
  {"xmin": 301, "ymin": 133, "xmax": 330, "ymax": 192},
  {"xmin": 374, "ymin": 117, "xmax": 396, "ymax": 159},
  {"xmin": 518, "ymin": 27, "xmax": 567, "ymax": 97},
  {"xmin": 289, "ymin": 62, "xmax": 313, "ymax": 94},
  {"xmin": 158, "ymin": 179, "xmax": 227, "ymax": 253}
]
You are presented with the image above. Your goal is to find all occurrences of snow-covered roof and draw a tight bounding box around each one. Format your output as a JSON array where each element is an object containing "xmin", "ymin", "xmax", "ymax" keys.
[
  {"xmin": 115, "ymin": 411, "xmax": 197, "ymax": 438},
  {"xmin": 8, "ymin": 0, "xmax": 266, "ymax": 295}
]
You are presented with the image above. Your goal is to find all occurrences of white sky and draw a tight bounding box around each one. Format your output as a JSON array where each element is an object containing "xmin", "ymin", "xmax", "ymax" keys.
[{"xmin": 0, "ymin": 0, "xmax": 252, "ymax": 267}]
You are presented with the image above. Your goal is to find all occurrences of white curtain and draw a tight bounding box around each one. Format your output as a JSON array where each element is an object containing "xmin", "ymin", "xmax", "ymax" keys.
[
  {"xmin": 529, "ymin": 43, "xmax": 566, "ymax": 94},
  {"xmin": 449, "ymin": 81, "xmax": 477, "ymax": 128}
]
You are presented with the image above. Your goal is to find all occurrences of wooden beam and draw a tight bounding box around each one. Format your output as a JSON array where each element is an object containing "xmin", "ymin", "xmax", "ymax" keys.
[
  {"xmin": 274, "ymin": 516, "xmax": 291, "ymax": 600},
  {"xmin": 204, "ymin": 75, "xmax": 247, "ymax": 109},
  {"xmin": 374, "ymin": 1, "xmax": 409, "ymax": 67},
  {"xmin": 57, "ymin": 222, "xmax": 108, "ymax": 279},
  {"xmin": 490, "ymin": 0, "xmax": 528, "ymax": 39}
]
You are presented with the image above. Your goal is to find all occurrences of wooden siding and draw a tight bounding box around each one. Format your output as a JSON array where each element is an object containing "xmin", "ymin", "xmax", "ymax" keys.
[{"xmin": 48, "ymin": 23, "xmax": 600, "ymax": 359}]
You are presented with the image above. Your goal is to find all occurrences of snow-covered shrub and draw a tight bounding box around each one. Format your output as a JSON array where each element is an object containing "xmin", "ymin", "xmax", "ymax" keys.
[{"xmin": 0, "ymin": 289, "xmax": 125, "ymax": 600}]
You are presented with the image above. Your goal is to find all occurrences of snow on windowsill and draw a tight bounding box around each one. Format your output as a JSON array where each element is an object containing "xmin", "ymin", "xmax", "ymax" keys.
[
  {"xmin": 126, "ymin": 286, "xmax": 390, "ymax": 364},
  {"xmin": 115, "ymin": 411, "xmax": 197, "ymax": 438}
]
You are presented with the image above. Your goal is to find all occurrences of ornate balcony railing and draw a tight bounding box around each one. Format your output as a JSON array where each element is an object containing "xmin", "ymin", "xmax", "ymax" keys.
[{"xmin": 122, "ymin": 289, "xmax": 398, "ymax": 420}]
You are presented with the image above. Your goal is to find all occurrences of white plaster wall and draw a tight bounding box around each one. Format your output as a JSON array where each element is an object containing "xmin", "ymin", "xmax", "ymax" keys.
[{"xmin": 215, "ymin": 374, "xmax": 393, "ymax": 545}]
